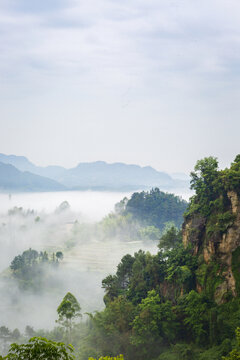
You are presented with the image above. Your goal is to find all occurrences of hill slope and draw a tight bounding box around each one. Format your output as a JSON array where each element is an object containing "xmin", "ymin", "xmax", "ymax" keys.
[{"xmin": 0, "ymin": 162, "xmax": 66, "ymax": 192}]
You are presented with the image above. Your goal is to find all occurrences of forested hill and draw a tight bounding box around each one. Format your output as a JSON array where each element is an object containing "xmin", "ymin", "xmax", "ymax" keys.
[
  {"xmin": 76, "ymin": 155, "xmax": 240, "ymax": 360},
  {"xmin": 124, "ymin": 188, "xmax": 187, "ymax": 229},
  {"xmin": 114, "ymin": 188, "xmax": 188, "ymax": 231}
]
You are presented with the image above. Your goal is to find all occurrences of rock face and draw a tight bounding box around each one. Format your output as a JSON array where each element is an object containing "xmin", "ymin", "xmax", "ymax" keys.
[{"xmin": 182, "ymin": 191, "xmax": 240, "ymax": 304}]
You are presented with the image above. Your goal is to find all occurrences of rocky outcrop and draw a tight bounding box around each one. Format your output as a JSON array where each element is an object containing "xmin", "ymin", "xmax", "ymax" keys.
[
  {"xmin": 182, "ymin": 191, "xmax": 240, "ymax": 304},
  {"xmin": 182, "ymin": 214, "xmax": 206, "ymax": 255}
]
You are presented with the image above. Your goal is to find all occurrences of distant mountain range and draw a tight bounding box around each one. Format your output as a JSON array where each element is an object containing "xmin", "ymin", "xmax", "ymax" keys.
[
  {"xmin": 0, "ymin": 162, "xmax": 66, "ymax": 192},
  {"xmin": 0, "ymin": 153, "xmax": 190, "ymax": 192}
]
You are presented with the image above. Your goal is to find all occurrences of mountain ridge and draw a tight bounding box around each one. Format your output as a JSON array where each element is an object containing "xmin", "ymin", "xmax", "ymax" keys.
[{"xmin": 0, "ymin": 153, "xmax": 189, "ymax": 192}]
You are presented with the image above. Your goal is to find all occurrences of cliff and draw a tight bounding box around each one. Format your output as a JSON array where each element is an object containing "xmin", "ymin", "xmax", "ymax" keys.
[{"xmin": 182, "ymin": 190, "xmax": 240, "ymax": 304}]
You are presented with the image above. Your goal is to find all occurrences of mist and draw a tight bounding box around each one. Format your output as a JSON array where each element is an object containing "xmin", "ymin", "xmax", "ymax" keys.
[
  {"xmin": 0, "ymin": 191, "xmax": 160, "ymax": 333},
  {"xmin": 0, "ymin": 191, "xmax": 134, "ymax": 221}
]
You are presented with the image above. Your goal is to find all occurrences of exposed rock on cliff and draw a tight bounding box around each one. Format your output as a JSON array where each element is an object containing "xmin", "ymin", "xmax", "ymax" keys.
[{"xmin": 182, "ymin": 191, "xmax": 240, "ymax": 304}]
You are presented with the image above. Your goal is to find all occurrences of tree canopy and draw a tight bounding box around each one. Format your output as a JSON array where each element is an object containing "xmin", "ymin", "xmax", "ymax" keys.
[{"xmin": 0, "ymin": 337, "xmax": 74, "ymax": 360}]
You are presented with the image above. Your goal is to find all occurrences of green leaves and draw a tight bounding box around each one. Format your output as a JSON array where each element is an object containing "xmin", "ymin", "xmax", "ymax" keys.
[
  {"xmin": 57, "ymin": 293, "xmax": 81, "ymax": 322},
  {"xmin": 178, "ymin": 290, "xmax": 213, "ymax": 345},
  {"xmin": 2, "ymin": 337, "xmax": 75, "ymax": 359},
  {"xmin": 131, "ymin": 290, "xmax": 177, "ymax": 349},
  {"xmin": 189, "ymin": 156, "xmax": 220, "ymax": 217},
  {"xmin": 223, "ymin": 327, "xmax": 240, "ymax": 360},
  {"xmin": 188, "ymin": 154, "xmax": 240, "ymax": 219},
  {"xmin": 125, "ymin": 188, "xmax": 188, "ymax": 230},
  {"xmin": 158, "ymin": 226, "xmax": 182, "ymax": 250},
  {"xmin": 56, "ymin": 293, "xmax": 82, "ymax": 344}
]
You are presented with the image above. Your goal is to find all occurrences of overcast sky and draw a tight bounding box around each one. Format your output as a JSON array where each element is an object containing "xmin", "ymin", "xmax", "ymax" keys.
[{"xmin": 0, "ymin": 0, "xmax": 240, "ymax": 173}]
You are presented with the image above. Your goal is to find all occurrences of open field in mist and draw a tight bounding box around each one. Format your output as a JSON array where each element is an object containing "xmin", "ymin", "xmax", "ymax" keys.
[{"xmin": 0, "ymin": 191, "xmax": 133, "ymax": 221}]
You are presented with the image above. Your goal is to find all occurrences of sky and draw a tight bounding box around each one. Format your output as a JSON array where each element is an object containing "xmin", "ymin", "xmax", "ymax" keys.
[{"xmin": 0, "ymin": 0, "xmax": 240, "ymax": 173}]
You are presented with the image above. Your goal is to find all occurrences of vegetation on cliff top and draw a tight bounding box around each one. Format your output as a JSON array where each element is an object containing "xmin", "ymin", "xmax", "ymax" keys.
[{"xmin": 188, "ymin": 154, "xmax": 240, "ymax": 217}]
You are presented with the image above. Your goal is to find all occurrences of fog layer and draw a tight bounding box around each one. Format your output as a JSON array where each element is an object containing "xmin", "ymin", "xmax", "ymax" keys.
[{"xmin": 0, "ymin": 191, "xmax": 160, "ymax": 331}]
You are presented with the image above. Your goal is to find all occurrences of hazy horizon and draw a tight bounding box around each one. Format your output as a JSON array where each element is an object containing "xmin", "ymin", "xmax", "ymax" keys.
[
  {"xmin": 1, "ymin": 0, "xmax": 240, "ymax": 173},
  {"xmin": 0, "ymin": 151, "xmax": 236, "ymax": 176}
]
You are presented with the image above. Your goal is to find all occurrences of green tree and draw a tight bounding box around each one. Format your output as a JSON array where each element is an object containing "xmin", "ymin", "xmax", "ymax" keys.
[
  {"xmin": 56, "ymin": 251, "xmax": 64, "ymax": 261},
  {"xmin": 125, "ymin": 188, "xmax": 187, "ymax": 230},
  {"xmin": 131, "ymin": 290, "xmax": 177, "ymax": 357},
  {"xmin": 0, "ymin": 327, "xmax": 10, "ymax": 340},
  {"xmin": 56, "ymin": 293, "xmax": 81, "ymax": 343},
  {"xmin": 178, "ymin": 290, "xmax": 212, "ymax": 345},
  {"xmin": 223, "ymin": 327, "xmax": 240, "ymax": 359},
  {"xmin": 90, "ymin": 296, "xmax": 135, "ymax": 357},
  {"xmin": 1, "ymin": 337, "xmax": 74, "ymax": 359},
  {"xmin": 189, "ymin": 156, "xmax": 220, "ymax": 216},
  {"xmin": 102, "ymin": 275, "xmax": 120, "ymax": 304},
  {"xmin": 25, "ymin": 325, "xmax": 35, "ymax": 338},
  {"xmin": 158, "ymin": 226, "xmax": 182, "ymax": 250},
  {"xmin": 222, "ymin": 154, "xmax": 240, "ymax": 195},
  {"xmin": 138, "ymin": 225, "xmax": 161, "ymax": 240},
  {"xmin": 0, "ymin": 327, "xmax": 11, "ymax": 355}
]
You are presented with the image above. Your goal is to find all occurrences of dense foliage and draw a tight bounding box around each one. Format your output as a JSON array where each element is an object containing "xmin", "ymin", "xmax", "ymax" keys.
[
  {"xmin": 74, "ymin": 155, "xmax": 240, "ymax": 360},
  {"xmin": 10, "ymin": 248, "xmax": 64, "ymax": 291},
  {"xmin": 123, "ymin": 188, "xmax": 188, "ymax": 230},
  {"xmin": 99, "ymin": 188, "xmax": 187, "ymax": 243},
  {"xmin": 188, "ymin": 155, "xmax": 240, "ymax": 218},
  {"xmin": 223, "ymin": 328, "xmax": 240, "ymax": 360},
  {"xmin": 76, "ymin": 236, "xmax": 240, "ymax": 359},
  {"xmin": 0, "ymin": 337, "xmax": 74, "ymax": 360}
]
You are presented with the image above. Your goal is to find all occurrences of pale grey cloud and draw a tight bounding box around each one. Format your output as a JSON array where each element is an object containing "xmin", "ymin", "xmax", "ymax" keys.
[{"xmin": 0, "ymin": 0, "xmax": 240, "ymax": 173}]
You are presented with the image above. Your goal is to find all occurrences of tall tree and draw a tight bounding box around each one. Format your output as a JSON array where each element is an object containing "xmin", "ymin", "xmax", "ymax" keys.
[{"xmin": 56, "ymin": 292, "xmax": 81, "ymax": 344}]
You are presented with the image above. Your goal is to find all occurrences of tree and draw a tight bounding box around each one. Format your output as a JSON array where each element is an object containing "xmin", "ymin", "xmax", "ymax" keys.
[
  {"xmin": 0, "ymin": 327, "xmax": 11, "ymax": 354},
  {"xmin": 56, "ymin": 251, "xmax": 64, "ymax": 261},
  {"xmin": 223, "ymin": 327, "xmax": 240, "ymax": 360},
  {"xmin": 131, "ymin": 290, "xmax": 177, "ymax": 356},
  {"xmin": 0, "ymin": 327, "xmax": 11, "ymax": 341},
  {"xmin": 102, "ymin": 275, "xmax": 120, "ymax": 304},
  {"xmin": 56, "ymin": 293, "xmax": 81, "ymax": 343},
  {"xmin": 125, "ymin": 188, "xmax": 187, "ymax": 230},
  {"xmin": 116, "ymin": 254, "xmax": 135, "ymax": 291},
  {"xmin": 10, "ymin": 255, "xmax": 23, "ymax": 272},
  {"xmin": 0, "ymin": 337, "xmax": 74, "ymax": 360},
  {"xmin": 91, "ymin": 297, "xmax": 135, "ymax": 357},
  {"xmin": 230, "ymin": 154, "xmax": 240, "ymax": 172},
  {"xmin": 158, "ymin": 226, "xmax": 182, "ymax": 250},
  {"xmin": 22, "ymin": 249, "xmax": 38, "ymax": 266},
  {"xmin": 25, "ymin": 325, "xmax": 35, "ymax": 338},
  {"xmin": 223, "ymin": 154, "xmax": 240, "ymax": 194},
  {"xmin": 138, "ymin": 225, "xmax": 161, "ymax": 240},
  {"xmin": 178, "ymin": 290, "xmax": 212, "ymax": 345},
  {"xmin": 189, "ymin": 156, "xmax": 219, "ymax": 216}
]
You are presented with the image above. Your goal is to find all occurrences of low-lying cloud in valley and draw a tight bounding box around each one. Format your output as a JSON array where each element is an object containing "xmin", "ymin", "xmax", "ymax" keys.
[{"xmin": 0, "ymin": 191, "xmax": 159, "ymax": 331}]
